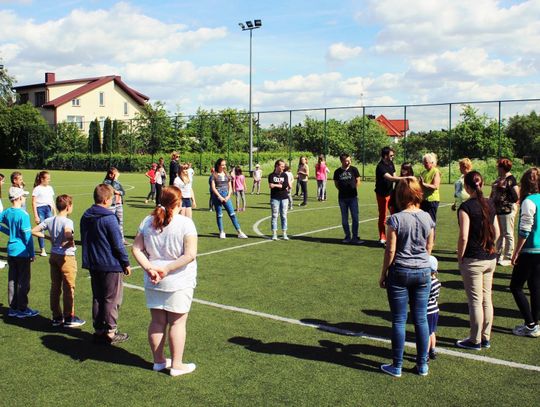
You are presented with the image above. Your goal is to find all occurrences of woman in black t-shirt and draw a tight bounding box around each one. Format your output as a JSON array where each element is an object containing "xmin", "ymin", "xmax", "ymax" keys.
[
  {"xmin": 456, "ymin": 171, "xmax": 500, "ymax": 350},
  {"xmin": 268, "ymin": 160, "xmax": 290, "ymax": 241}
]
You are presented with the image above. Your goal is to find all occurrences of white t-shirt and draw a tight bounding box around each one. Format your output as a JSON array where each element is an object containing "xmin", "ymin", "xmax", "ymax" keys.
[
  {"xmin": 32, "ymin": 185, "xmax": 55, "ymax": 207},
  {"xmin": 253, "ymin": 169, "xmax": 262, "ymax": 181},
  {"xmin": 138, "ymin": 214, "xmax": 197, "ymax": 292},
  {"xmin": 187, "ymin": 168, "xmax": 195, "ymax": 183},
  {"xmin": 173, "ymin": 176, "xmax": 192, "ymax": 198}
]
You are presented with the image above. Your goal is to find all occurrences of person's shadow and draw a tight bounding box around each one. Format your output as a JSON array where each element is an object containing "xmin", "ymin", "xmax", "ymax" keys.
[
  {"xmin": 228, "ymin": 336, "xmax": 383, "ymax": 373},
  {"xmin": 1, "ymin": 306, "xmax": 150, "ymax": 370}
]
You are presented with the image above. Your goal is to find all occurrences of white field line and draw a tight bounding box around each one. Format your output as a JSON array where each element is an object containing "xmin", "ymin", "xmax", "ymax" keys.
[
  {"xmin": 69, "ymin": 184, "xmax": 136, "ymax": 197},
  {"xmin": 124, "ymin": 201, "xmax": 540, "ymax": 372},
  {"xmin": 123, "ymin": 281, "xmax": 540, "ymax": 372}
]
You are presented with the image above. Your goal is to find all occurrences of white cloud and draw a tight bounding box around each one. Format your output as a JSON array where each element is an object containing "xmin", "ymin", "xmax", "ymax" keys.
[
  {"xmin": 326, "ymin": 42, "xmax": 362, "ymax": 62},
  {"xmin": 360, "ymin": 0, "xmax": 540, "ymax": 57},
  {"xmin": 0, "ymin": 3, "xmax": 227, "ymax": 66},
  {"xmin": 408, "ymin": 48, "xmax": 534, "ymax": 80}
]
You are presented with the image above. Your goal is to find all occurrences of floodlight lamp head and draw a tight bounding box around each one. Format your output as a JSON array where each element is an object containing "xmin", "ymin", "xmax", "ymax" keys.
[
  {"xmin": 238, "ymin": 22, "xmax": 245, "ymax": 29},
  {"xmin": 246, "ymin": 20, "xmax": 253, "ymax": 28},
  {"xmin": 254, "ymin": 19, "xmax": 262, "ymax": 27}
]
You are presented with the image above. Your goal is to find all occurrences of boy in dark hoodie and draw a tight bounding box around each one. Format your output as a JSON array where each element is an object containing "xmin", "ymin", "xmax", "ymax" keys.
[{"xmin": 81, "ymin": 184, "xmax": 131, "ymax": 344}]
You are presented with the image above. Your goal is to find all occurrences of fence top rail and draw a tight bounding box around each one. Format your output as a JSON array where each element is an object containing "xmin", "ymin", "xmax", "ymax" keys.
[{"xmin": 165, "ymin": 97, "xmax": 540, "ymax": 119}]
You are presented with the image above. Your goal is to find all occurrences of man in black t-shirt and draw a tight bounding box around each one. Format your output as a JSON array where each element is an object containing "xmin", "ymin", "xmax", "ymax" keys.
[
  {"xmin": 169, "ymin": 152, "xmax": 180, "ymax": 186},
  {"xmin": 268, "ymin": 159, "xmax": 290, "ymax": 241},
  {"xmin": 375, "ymin": 147, "xmax": 411, "ymax": 246},
  {"xmin": 334, "ymin": 153, "xmax": 362, "ymax": 244}
]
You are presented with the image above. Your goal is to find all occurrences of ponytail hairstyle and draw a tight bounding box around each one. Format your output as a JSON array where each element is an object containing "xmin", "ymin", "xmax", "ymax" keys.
[
  {"xmin": 464, "ymin": 171, "xmax": 496, "ymax": 254},
  {"xmin": 152, "ymin": 186, "xmax": 182, "ymax": 232},
  {"xmin": 519, "ymin": 167, "xmax": 540, "ymax": 203},
  {"xmin": 34, "ymin": 170, "xmax": 49, "ymax": 187}
]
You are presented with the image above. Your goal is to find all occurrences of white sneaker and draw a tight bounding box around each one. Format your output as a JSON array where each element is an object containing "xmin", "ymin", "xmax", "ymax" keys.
[
  {"xmin": 272, "ymin": 233, "xmax": 278, "ymax": 241},
  {"xmin": 237, "ymin": 231, "xmax": 248, "ymax": 239},
  {"xmin": 0, "ymin": 260, "xmax": 6, "ymax": 269},
  {"xmin": 282, "ymin": 233, "xmax": 289, "ymax": 241},
  {"xmin": 219, "ymin": 231, "xmax": 226, "ymax": 239},
  {"xmin": 40, "ymin": 250, "xmax": 47, "ymax": 257},
  {"xmin": 513, "ymin": 324, "xmax": 540, "ymax": 337},
  {"xmin": 498, "ymin": 259, "xmax": 512, "ymax": 267}
]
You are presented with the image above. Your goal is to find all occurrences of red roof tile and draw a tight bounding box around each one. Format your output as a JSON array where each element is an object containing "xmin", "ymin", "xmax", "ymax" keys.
[
  {"xmin": 375, "ymin": 114, "xmax": 409, "ymax": 137},
  {"xmin": 14, "ymin": 75, "xmax": 149, "ymax": 108}
]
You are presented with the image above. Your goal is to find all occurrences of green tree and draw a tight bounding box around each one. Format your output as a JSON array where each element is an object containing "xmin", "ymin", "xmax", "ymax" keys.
[
  {"xmin": 102, "ymin": 117, "xmax": 112, "ymax": 153},
  {"xmin": 0, "ymin": 103, "xmax": 52, "ymax": 167},
  {"xmin": 505, "ymin": 111, "xmax": 540, "ymax": 162},
  {"xmin": 111, "ymin": 119, "xmax": 120, "ymax": 153},
  {"xmin": 46, "ymin": 122, "xmax": 87, "ymax": 155},
  {"xmin": 0, "ymin": 59, "xmax": 16, "ymax": 106},
  {"xmin": 88, "ymin": 119, "xmax": 101, "ymax": 154},
  {"xmin": 133, "ymin": 101, "xmax": 177, "ymax": 156},
  {"xmin": 452, "ymin": 105, "xmax": 513, "ymax": 160}
]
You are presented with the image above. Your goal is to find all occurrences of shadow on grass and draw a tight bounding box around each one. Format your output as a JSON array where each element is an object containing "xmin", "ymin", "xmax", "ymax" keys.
[
  {"xmin": 290, "ymin": 236, "xmax": 383, "ymax": 248},
  {"xmin": 440, "ymin": 302, "xmax": 522, "ymax": 319},
  {"xmin": 228, "ymin": 336, "xmax": 383, "ymax": 373},
  {"xmin": 442, "ymin": 279, "xmax": 512, "ymax": 293},
  {"xmin": 362, "ymin": 309, "xmax": 469, "ymax": 329},
  {"xmin": 1, "ymin": 307, "xmax": 149, "ymax": 369}
]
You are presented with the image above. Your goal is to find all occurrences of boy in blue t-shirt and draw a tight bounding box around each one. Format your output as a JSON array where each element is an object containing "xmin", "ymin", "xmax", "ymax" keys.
[{"xmin": 0, "ymin": 187, "xmax": 38, "ymax": 318}]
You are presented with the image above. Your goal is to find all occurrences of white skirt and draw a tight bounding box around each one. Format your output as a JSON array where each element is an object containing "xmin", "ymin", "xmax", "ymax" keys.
[{"xmin": 145, "ymin": 287, "xmax": 194, "ymax": 314}]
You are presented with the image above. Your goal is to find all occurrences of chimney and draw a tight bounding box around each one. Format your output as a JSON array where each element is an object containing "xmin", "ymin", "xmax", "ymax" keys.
[{"xmin": 45, "ymin": 72, "xmax": 56, "ymax": 84}]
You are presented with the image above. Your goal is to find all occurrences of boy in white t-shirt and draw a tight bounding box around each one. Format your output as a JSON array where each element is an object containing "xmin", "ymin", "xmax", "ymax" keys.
[{"xmin": 32, "ymin": 194, "xmax": 85, "ymax": 327}]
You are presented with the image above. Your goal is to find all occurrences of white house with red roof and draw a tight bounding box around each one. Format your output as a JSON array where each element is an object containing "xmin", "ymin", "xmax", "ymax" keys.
[
  {"xmin": 13, "ymin": 72, "xmax": 149, "ymax": 131},
  {"xmin": 375, "ymin": 114, "xmax": 409, "ymax": 142}
]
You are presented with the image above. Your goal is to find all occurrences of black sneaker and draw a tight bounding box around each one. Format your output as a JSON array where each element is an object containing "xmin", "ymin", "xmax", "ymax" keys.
[
  {"xmin": 429, "ymin": 349, "xmax": 437, "ymax": 360},
  {"xmin": 107, "ymin": 332, "xmax": 129, "ymax": 345},
  {"xmin": 64, "ymin": 315, "xmax": 86, "ymax": 327},
  {"xmin": 51, "ymin": 317, "xmax": 64, "ymax": 327},
  {"xmin": 456, "ymin": 339, "xmax": 481, "ymax": 350}
]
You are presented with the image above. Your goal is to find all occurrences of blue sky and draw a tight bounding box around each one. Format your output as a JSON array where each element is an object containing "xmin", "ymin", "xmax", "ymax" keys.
[{"xmin": 1, "ymin": 0, "xmax": 539, "ymax": 118}]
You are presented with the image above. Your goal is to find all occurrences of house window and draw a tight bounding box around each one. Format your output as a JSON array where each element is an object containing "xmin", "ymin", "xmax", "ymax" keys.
[
  {"xmin": 99, "ymin": 92, "xmax": 104, "ymax": 106},
  {"xmin": 72, "ymin": 98, "xmax": 80, "ymax": 107},
  {"xmin": 19, "ymin": 93, "xmax": 29, "ymax": 104},
  {"xmin": 67, "ymin": 115, "xmax": 84, "ymax": 130},
  {"xmin": 123, "ymin": 102, "xmax": 128, "ymax": 115},
  {"xmin": 35, "ymin": 91, "xmax": 45, "ymax": 107}
]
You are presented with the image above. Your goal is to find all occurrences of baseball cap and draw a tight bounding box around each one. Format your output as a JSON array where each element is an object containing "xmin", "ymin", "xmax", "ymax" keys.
[
  {"xmin": 255, "ymin": 164, "xmax": 260, "ymax": 167},
  {"xmin": 9, "ymin": 187, "xmax": 29, "ymax": 201}
]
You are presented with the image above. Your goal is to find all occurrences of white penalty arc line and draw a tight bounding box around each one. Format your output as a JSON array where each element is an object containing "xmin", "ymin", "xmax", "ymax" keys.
[{"xmin": 123, "ymin": 282, "xmax": 540, "ymax": 373}]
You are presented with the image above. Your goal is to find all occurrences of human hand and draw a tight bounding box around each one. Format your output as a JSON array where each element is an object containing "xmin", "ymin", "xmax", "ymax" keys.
[
  {"xmin": 123, "ymin": 266, "xmax": 132, "ymax": 276},
  {"xmin": 379, "ymin": 274, "xmax": 386, "ymax": 289},
  {"xmin": 451, "ymin": 203, "xmax": 456, "ymax": 211},
  {"xmin": 511, "ymin": 252, "xmax": 519, "ymax": 266},
  {"xmin": 146, "ymin": 268, "xmax": 162, "ymax": 284},
  {"xmin": 35, "ymin": 218, "xmax": 40, "ymax": 224}
]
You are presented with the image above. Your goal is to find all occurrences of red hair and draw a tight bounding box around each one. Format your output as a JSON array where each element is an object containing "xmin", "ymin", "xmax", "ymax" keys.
[{"xmin": 151, "ymin": 186, "xmax": 182, "ymax": 232}]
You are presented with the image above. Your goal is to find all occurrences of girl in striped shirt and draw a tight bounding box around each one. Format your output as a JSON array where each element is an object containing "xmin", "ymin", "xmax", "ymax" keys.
[{"xmin": 427, "ymin": 255, "xmax": 441, "ymax": 360}]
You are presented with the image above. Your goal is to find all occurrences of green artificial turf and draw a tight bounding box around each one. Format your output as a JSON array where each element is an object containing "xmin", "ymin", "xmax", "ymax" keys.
[{"xmin": 0, "ymin": 168, "xmax": 538, "ymax": 407}]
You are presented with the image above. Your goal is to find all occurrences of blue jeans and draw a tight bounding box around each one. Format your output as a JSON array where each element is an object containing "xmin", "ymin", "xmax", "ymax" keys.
[
  {"xmin": 338, "ymin": 197, "xmax": 358, "ymax": 239},
  {"xmin": 212, "ymin": 190, "xmax": 241, "ymax": 232},
  {"xmin": 37, "ymin": 205, "xmax": 53, "ymax": 249},
  {"xmin": 386, "ymin": 265, "xmax": 431, "ymax": 368},
  {"xmin": 270, "ymin": 198, "xmax": 288, "ymax": 231},
  {"xmin": 317, "ymin": 180, "xmax": 327, "ymax": 200}
]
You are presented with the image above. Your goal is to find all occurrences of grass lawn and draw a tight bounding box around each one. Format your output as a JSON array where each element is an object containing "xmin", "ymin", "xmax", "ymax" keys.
[{"xmin": 0, "ymin": 168, "xmax": 538, "ymax": 407}]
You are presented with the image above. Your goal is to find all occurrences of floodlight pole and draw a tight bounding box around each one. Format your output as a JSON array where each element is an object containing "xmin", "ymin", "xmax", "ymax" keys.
[{"xmin": 239, "ymin": 20, "xmax": 262, "ymax": 175}]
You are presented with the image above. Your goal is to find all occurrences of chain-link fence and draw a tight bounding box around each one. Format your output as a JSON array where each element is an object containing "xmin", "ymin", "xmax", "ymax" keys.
[{"xmin": 3, "ymin": 98, "xmax": 539, "ymax": 181}]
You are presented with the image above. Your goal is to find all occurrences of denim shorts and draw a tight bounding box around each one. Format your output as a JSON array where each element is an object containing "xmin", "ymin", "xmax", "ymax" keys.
[{"xmin": 182, "ymin": 198, "xmax": 192, "ymax": 208}]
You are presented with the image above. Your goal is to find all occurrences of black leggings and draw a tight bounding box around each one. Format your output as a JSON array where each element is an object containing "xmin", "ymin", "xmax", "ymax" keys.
[
  {"xmin": 510, "ymin": 253, "xmax": 540, "ymax": 325},
  {"xmin": 298, "ymin": 180, "xmax": 308, "ymax": 204}
]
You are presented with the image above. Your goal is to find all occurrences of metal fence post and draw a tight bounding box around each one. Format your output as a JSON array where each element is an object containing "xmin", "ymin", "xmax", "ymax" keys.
[
  {"xmin": 448, "ymin": 103, "xmax": 452, "ymax": 184},
  {"xmin": 324, "ymin": 108, "xmax": 328, "ymax": 156},
  {"xmin": 362, "ymin": 106, "xmax": 366, "ymax": 179},
  {"xmin": 498, "ymin": 101, "xmax": 502, "ymax": 158},
  {"xmin": 288, "ymin": 110, "xmax": 292, "ymax": 167}
]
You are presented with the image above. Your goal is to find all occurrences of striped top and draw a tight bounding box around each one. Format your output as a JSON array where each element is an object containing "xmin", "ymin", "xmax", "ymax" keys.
[{"xmin": 427, "ymin": 276, "xmax": 441, "ymax": 315}]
